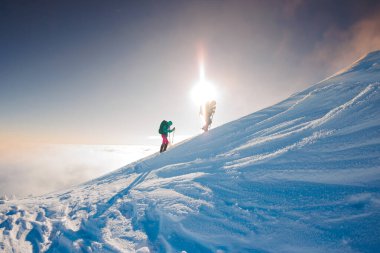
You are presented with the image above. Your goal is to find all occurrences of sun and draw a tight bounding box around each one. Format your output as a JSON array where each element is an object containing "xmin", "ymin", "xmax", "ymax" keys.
[
  {"xmin": 191, "ymin": 61, "xmax": 217, "ymax": 106},
  {"xmin": 191, "ymin": 80, "xmax": 217, "ymax": 106}
]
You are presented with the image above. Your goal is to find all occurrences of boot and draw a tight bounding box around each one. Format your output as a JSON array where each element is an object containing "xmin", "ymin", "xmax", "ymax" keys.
[
  {"xmin": 160, "ymin": 144, "xmax": 165, "ymax": 153},
  {"xmin": 163, "ymin": 143, "xmax": 168, "ymax": 152}
]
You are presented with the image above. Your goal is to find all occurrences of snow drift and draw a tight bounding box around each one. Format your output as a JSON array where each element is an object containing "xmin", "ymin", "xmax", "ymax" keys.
[{"xmin": 1, "ymin": 51, "xmax": 380, "ymax": 253}]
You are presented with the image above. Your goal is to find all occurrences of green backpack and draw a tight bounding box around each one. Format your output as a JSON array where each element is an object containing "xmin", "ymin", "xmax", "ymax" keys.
[{"xmin": 158, "ymin": 120, "xmax": 168, "ymax": 134}]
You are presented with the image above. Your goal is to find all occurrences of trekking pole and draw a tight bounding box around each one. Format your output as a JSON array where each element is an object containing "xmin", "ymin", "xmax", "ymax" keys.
[{"xmin": 172, "ymin": 130, "xmax": 175, "ymax": 144}]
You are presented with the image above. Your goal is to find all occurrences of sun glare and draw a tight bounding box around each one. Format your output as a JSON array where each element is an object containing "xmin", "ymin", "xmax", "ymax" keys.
[
  {"xmin": 191, "ymin": 52, "xmax": 218, "ymax": 106},
  {"xmin": 191, "ymin": 80, "xmax": 217, "ymax": 106}
]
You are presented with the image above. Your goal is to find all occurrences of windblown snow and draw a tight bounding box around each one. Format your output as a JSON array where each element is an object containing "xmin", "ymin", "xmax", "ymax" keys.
[{"xmin": 1, "ymin": 51, "xmax": 380, "ymax": 253}]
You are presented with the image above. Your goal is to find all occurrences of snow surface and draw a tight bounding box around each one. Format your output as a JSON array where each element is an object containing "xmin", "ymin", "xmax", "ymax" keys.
[{"xmin": 1, "ymin": 51, "xmax": 380, "ymax": 253}]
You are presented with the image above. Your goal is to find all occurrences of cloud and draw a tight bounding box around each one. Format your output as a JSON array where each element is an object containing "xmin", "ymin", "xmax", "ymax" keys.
[
  {"xmin": 311, "ymin": 12, "xmax": 380, "ymax": 73},
  {"xmin": 0, "ymin": 144, "xmax": 156, "ymax": 198}
]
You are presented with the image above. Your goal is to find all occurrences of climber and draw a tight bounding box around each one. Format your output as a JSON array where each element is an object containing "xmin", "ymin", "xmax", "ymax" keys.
[
  {"xmin": 200, "ymin": 100, "xmax": 216, "ymax": 132},
  {"xmin": 158, "ymin": 120, "xmax": 175, "ymax": 152}
]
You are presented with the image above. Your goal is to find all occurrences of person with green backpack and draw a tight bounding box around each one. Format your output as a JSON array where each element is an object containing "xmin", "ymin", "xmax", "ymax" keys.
[{"xmin": 158, "ymin": 120, "xmax": 175, "ymax": 153}]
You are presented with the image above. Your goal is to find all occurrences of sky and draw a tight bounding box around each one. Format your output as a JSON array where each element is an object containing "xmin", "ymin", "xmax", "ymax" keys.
[
  {"xmin": 1, "ymin": 0, "xmax": 380, "ymax": 146},
  {"xmin": 0, "ymin": 0, "xmax": 380, "ymax": 197}
]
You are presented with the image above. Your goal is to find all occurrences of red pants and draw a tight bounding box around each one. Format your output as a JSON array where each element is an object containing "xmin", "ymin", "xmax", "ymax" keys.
[{"xmin": 161, "ymin": 134, "xmax": 169, "ymax": 145}]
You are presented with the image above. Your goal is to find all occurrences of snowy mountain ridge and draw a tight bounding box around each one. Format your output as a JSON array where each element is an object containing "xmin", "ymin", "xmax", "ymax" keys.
[{"xmin": 1, "ymin": 51, "xmax": 380, "ymax": 253}]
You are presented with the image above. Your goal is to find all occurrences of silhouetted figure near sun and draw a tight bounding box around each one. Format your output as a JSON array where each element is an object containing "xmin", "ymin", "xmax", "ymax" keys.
[{"xmin": 200, "ymin": 100, "xmax": 216, "ymax": 132}]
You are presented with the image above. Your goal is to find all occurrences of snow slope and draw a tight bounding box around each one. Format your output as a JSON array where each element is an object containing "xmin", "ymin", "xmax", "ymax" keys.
[{"xmin": 1, "ymin": 51, "xmax": 380, "ymax": 253}]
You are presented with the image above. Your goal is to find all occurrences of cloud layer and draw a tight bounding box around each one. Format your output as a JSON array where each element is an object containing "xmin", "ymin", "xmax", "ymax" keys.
[{"xmin": 0, "ymin": 144, "xmax": 156, "ymax": 198}]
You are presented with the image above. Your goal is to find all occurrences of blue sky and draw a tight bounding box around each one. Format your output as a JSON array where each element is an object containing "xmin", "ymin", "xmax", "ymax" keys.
[{"xmin": 1, "ymin": 0, "xmax": 379, "ymax": 145}]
